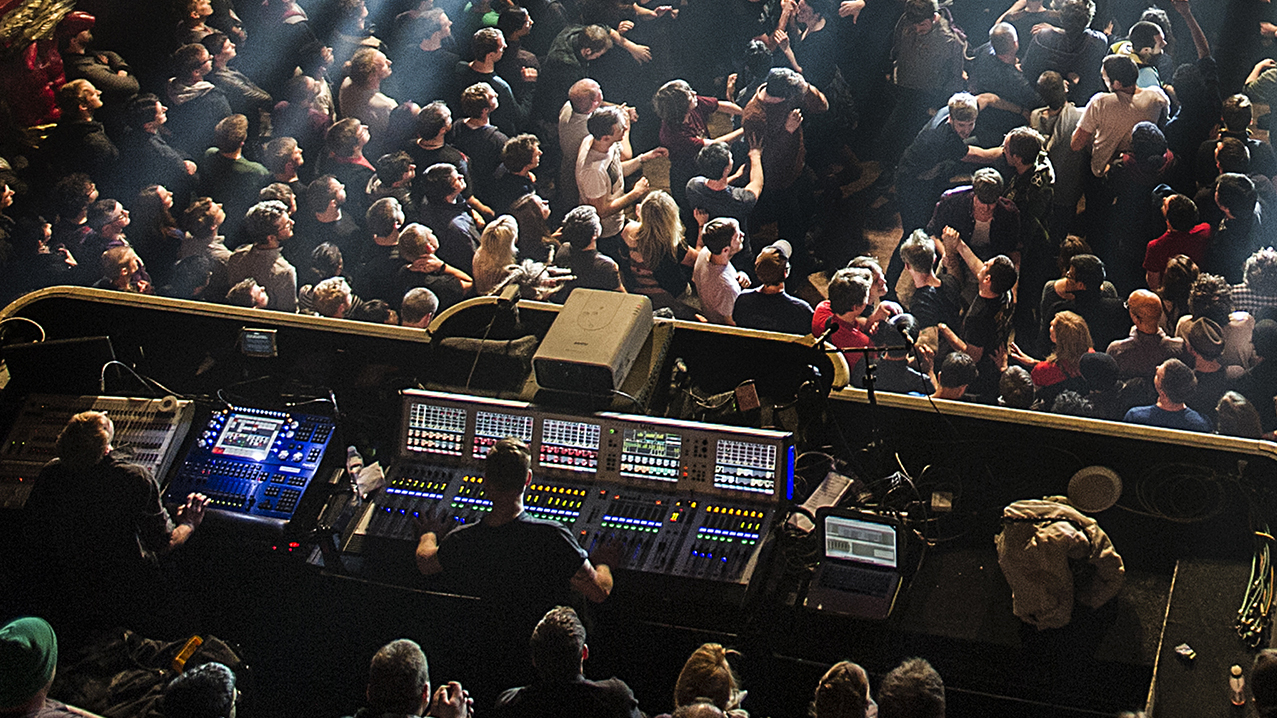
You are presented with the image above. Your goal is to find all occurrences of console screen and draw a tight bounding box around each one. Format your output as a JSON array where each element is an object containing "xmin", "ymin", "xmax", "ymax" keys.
[
  {"xmin": 538, "ymin": 419, "xmax": 600, "ymax": 473},
  {"xmin": 620, "ymin": 429, "xmax": 681, "ymax": 482},
  {"xmin": 213, "ymin": 414, "xmax": 284, "ymax": 461},
  {"xmin": 472, "ymin": 411, "xmax": 534, "ymax": 459},
  {"xmin": 713, "ymin": 439, "xmax": 776, "ymax": 495},
  {"xmin": 405, "ymin": 403, "xmax": 466, "ymax": 456}
]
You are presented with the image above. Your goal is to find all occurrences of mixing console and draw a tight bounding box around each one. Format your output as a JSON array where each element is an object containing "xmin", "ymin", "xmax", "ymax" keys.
[
  {"xmin": 0, "ymin": 394, "xmax": 194, "ymax": 509},
  {"xmin": 340, "ymin": 390, "xmax": 793, "ymax": 586},
  {"xmin": 165, "ymin": 405, "xmax": 337, "ymax": 529}
]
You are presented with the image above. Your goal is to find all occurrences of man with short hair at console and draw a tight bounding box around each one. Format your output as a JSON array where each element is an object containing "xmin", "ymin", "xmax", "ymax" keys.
[{"xmin": 414, "ymin": 437, "xmax": 616, "ymax": 692}]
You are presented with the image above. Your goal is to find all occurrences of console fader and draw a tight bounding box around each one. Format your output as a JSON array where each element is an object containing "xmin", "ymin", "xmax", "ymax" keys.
[{"xmin": 341, "ymin": 390, "xmax": 793, "ymax": 586}]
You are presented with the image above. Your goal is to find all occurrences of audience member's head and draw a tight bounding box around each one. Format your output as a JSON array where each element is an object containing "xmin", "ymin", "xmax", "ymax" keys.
[
  {"xmin": 1216, "ymin": 391, "xmax": 1264, "ymax": 439},
  {"xmin": 225, "ymin": 278, "xmax": 267, "ymax": 308},
  {"xmin": 971, "ymin": 168, "xmax": 1003, "ymax": 204},
  {"xmin": 1243, "ymin": 247, "xmax": 1277, "ymax": 295},
  {"xmin": 1216, "ymin": 173, "xmax": 1257, "ymax": 219},
  {"xmin": 502, "ymin": 134, "xmax": 541, "ymax": 173},
  {"xmin": 1102, "ymin": 54, "xmax": 1138, "ymax": 89},
  {"xmin": 163, "ymin": 663, "xmax": 237, "ymax": 718},
  {"xmin": 985, "ymin": 255, "xmax": 1017, "ymax": 295},
  {"xmin": 1216, "ymin": 136, "xmax": 1250, "ymax": 175},
  {"xmin": 326, "ymin": 118, "xmax": 367, "ymax": 158},
  {"xmin": 674, "ymin": 644, "xmax": 742, "ymax": 711},
  {"xmin": 366, "ymin": 197, "xmax": 404, "ymax": 238},
  {"xmin": 1047, "ymin": 311, "xmax": 1093, "ymax": 365},
  {"xmin": 937, "ymin": 352, "xmax": 977, "ymax": 394},
  {"xmin": 0, "ymin": 616, "xmax": 58, "ymax": 713},
  {"xmin": 1252, "ymin": 648, "xmax": 1277, "ymax": 717},
  {"xmin": 400, "ymin": 288, "xmax": 439, "ymax": 328},
  {"xmin": 1079, "ymin": 351, "xmax": 1120, "ymax": 391},
  {"xmin": 213, "ymin": 114, "xmax": 248, "ymax": 153},
  {"xmin": 365, "ymin": 639, "xmax": 429, "ymax": 716},
  {"xmin": 900, "ymin": 229, "xmax": 936, "ymax": 274},
  {"xmin": 1059, "ymin": 0, "xmax": 1094, "ymax": 36},
  {"xmin": 311, "ymin": 276, "xmax": 353, "ymax": 317},
  {"xmin": 243, "ymin": 200, "xmax": 292, "ymax": 246},
  {"xmin": 421, "ymin": 163, "xmax": 462, "ymax": 204},
  {"xmin": 560, "ymin": 205, "xmax": 602, "ymax": 250},
  {"xmin": 810, "ymin": 660, "xmax": 871, "ymax": 718},
  {"xmin": 653, "ymin": 79, "xmax": 696, "ymax": 124},
  {"xmin": 530, "ymin": 606, "xmax": 586, "ymax": 681},
  {"xmin": 1162, "ymin": 194, "xmax": 1197, "ymax": 232},
  {"xmin": 1222, "ymin": 93, "xmax": 1254, "ymax": 132},
  {"xmin": 828, "ymin": 268, "xmax": 872, "ymax": 316},
  {"xmin": 1155, "ymin": 358, "xmax": 1196, "ymax": 404},
  {"xmin": 1068, "ymin": 253, "xmax": 1105, "ymax": 291},
  {"xmin": 1253, "ymin": 319, "xmax": 1277, "ymax": 361},
  {"xmin": 416, "ymin": 101, "xmax": 452, "ymax": 141},
  {"xmin": 763, "ymin": 67, "xmax": 805, "ymax": 101},
  {"xmin": 460, "ymin": 82, "xmax": 497, "ymax": 119},
  {"xmin": 1051, "ymin": 390, "xmax": 1093, "ymax": 417},
  {"xmin": 701, "ymin": 218, "xmax": 740, "ymax": 256},
  {"xmin": 755, "ymin": 240, "xmax": 792, "ymax": 286},
  {"xmin": 998, "ymin": 366, "xmax": 1035, "ymax": 408},
  {"xmin": 878, "ymin": 658, "xmax": 944, "ymax": 718},
  {"xmin": 306, "ymin": 175, "xmax": 345, "ymax": 215},
  {"xmin": 397, "ymin": 223, "xmax": 439, "ymax": 262},
  {"xmin": 1185, "ymin": 316, "xmax": 1224, "ymax": 360},
  {"xmin": 1036, "ymin": 70, "xmax": 1068, "ymax": 111},
  {"xmin": 1187, "ymin": 273, "xmax": 1233, "ymax": 325}
]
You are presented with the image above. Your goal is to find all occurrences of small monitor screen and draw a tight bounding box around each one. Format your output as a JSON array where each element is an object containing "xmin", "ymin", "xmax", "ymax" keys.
[
  {"xmin": 213, "ymin": 414, "xmax": 284, "ymax": 461},
  {"xmin": 620, "ymin": 429, "xmax": 681, "ymax": 482},
  {"xmin": 713, "ymin": 439, "xmax": 777, "ymax": 495},
  {"xmin": 824, "ymin": 515, "xmax": 898, "ymax": 569},
  {"xmin": 538, "ymin": 419, "xmax": 600, "ymax": 473},
  {"xmin": 473, "ymin": 411, "xmax": 534, "ymax": 459},
  {"xmin": 405, "ymin": 403, "xmax": 466, "ymax": 456}
]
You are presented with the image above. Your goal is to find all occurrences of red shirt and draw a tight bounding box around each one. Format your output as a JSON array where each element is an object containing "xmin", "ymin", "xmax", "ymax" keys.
[
  {"xmin": 1143, "ymin": 222, "xmax": 1210, "ymax": 274},
  {"xmin": 659, "ymin": 95, "xmax": 719, "ymax": 164},
  {"xmin": 813, "ymin": 300, "xmax": 872, "ymax": 372}
]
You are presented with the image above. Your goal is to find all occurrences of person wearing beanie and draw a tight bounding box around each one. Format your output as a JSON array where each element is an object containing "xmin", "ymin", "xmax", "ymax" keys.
[
  {"xmin": 1123, "ymin": 358, "xmax": 1212, "ymax": 431},
  {"xmin": 1183, "ymin": 316, "xmax": 1232, "ymax": 425},
  {"xmin": 0, "ymin": 616, "xmax": 87, "ymax": 718},
  {"xmin": 732, "ymin": 240, "xmax": 813, "ymax": 334}
]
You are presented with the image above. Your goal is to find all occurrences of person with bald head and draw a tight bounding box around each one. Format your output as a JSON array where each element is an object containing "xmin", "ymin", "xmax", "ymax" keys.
[{"xmin": 1106, "ymin": 288, "xmax": 1188, "ymax": 380}]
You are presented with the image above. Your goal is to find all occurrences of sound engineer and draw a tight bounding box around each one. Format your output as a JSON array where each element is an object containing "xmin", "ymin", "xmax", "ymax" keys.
[
  {"xmin": 414, "ymin": 436, "xmax": 615, "ymax": 611},
  {"xmin": 18, "ymin": 411, "xmax": 210, "ymax": 636},
  {"xmin": 413, "ymin": 437, "xmax": 618, "ymax": 690}
]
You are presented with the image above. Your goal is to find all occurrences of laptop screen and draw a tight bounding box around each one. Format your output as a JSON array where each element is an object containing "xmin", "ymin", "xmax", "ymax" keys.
[{"xmin": 823, "ymin": 514, "xmax": 898, "ymax": 569}]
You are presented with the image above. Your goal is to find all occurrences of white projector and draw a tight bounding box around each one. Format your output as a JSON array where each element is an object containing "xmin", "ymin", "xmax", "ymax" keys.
[{"xmin": 534, "ymin": 289, "xmax": 653, "ymax": 395}]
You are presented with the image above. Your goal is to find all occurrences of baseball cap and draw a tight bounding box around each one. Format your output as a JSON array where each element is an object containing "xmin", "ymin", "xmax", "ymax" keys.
[{"xmin": 754, "ymin": 240, "xmax": 791, "ymax": 285}]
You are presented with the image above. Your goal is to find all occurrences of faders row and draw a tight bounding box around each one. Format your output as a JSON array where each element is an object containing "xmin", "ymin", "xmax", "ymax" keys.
[{"xmin": 341, "ymin": 459, "xmax": 775, "ymax": 585}]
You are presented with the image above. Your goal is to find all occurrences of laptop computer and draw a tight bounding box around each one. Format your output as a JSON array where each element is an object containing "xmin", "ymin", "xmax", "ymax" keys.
[{"xmin": 804, "ymin": 507, "xmax": 904, "ymax": 620}]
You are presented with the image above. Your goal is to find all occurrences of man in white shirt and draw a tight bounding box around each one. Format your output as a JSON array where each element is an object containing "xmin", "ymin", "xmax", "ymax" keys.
[
  {"xmin": 1070, "ymin": 54, "xmax": 1169, "ymax": 177},
  {"xmin": 693, "ymin": 217, "xmax": 750, "ymax": 324},
  {"xmin": 575, "ymin": 105, "xmax": 666, "ymax": 265}
]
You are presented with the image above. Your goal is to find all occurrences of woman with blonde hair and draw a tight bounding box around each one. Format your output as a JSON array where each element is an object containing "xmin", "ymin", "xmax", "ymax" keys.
[
  {"xmin": 472, "ymin": 215, "xmax": 519, "ymax": 295},
  {"xmin": 673, "ymin": 643, "xmax": 748, "ymax": 716},
  {"xmin": 622, "ymin": 190, "xmax": 696, "ymax": 308},
  {"xmin": 810, "ymin": 661, "xmax": 874, "ymax": 718},
  {"xmin": 1010, "ymin": 310, "xmax": 1093, "ymax": 405}
]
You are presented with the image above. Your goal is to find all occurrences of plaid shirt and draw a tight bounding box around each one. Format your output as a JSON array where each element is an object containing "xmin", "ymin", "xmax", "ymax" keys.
[{"xmin": 1232, "ymin": 284, "xmax": 1277, "ymax": 316}]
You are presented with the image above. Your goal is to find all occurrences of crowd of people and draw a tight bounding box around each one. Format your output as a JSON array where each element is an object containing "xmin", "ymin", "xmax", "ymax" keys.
[{"xmin": 0, "ymin": 0, "xmax": 1276, "ymax": 437}]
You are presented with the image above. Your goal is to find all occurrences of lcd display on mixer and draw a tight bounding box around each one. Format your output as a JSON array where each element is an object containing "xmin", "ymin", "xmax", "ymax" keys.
[
  {"xmin": 713, "ymin": 439, "xmax": 777, "ymax": 495},
  {"xmin": 405, "ymin": 403, "xmax": 466, "ymax": 456},
  {"xmin": 538, "ymin": 419, "xmax": 600, "ymax": 473},
  {"xmin": 213, "ymin": 414, "xmax": 285, "ymax": 461},
  {"xmin": 472, "ymin": 411, "xmax": 534, "ymax": 458},
  {"xmin": 620, "ymin": 428, "xmax": 681, "ymax": 482}
]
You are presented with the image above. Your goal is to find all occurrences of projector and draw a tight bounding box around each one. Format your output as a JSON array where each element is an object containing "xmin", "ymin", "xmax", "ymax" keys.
[{"xmin": 534, "ymin": 289, "xmax": 653, "ymax": 395}]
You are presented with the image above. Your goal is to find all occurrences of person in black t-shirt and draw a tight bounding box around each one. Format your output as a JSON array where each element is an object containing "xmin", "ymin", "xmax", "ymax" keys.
[
  {"xmin": 415, "ymin": 438, "xmax": 617, "ymax": 702},
  {"xmin": 493, "ymin": 606, "xmax": 643, "ymax": 718},
  {"xmin": 732, "ymin": 239, "xmax": 813, "ymax": 334}
]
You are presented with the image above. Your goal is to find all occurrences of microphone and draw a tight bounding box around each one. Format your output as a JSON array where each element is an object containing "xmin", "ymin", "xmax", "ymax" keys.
[
  {"xmin": 887, "ymin": 313, "xmax": 918, "ymax": 351},
  {"xmin": 813, "ymin": 316, "xmax": 839, "ymax": 348}
]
